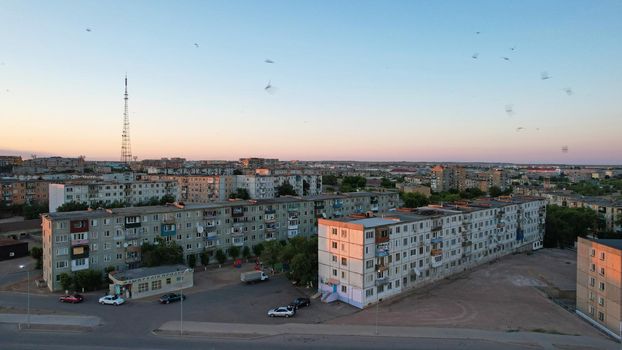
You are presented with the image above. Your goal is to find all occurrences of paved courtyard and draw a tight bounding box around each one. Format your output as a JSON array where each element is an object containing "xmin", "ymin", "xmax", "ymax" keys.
[{"xmin": 329, "ymin": 249, "xmax": 603, "ymax": 338}]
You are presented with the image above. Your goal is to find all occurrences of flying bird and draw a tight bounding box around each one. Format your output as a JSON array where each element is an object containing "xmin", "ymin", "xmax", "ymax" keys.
[
  {"xmin": 540, "ymin": 71, "xmax": 551, "ymax": 80},
  {"xmin": 505, "ymin": 104, "xmax": 514, "ymax": 116},
  {"xmin": 536, "ymin": 128, "xmax": 541, "ymax": 132},
  {"xmin": 85, "ymin": 28, "xmax": 92, "ymax": 32},
  {"xmin": 561, "ymin": 145, "xmax": 569, "ymax": 153},
  {"xmin": 472, "ymin": 53, "xmax": 479, "ymax": 59},
  {"xmin": 563, "ymin": 87, "xmax": 573, "ymax": 96},
  {"xmin": 510, "ymin": 46, "xmax": 516, "ymax": 51},
  {"xmin": 501, "ymin": 57, "xmax": 510, "ymax": 61},
  {"xmin": 475, "ymin": 31, "xmax": 481, "ymax": 35},
  {"xmin": 264, "ymin": 59, "xmax": 275, "ymax": 64},
  {"xmin": 516, "ymin": 127, "xmax": 525, "ymax": 132},
  {"xmin": 194, "ymin": 43, "xmax": 199, "ymax": 48}
]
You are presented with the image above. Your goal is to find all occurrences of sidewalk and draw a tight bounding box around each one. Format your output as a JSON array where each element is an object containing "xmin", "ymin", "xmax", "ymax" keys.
[
  {"xmin": 0, "ymin": 313, "xmax": 101, "ymax": 329},
  {"xmin": 155, "ymin": 321, "xmax": 617, "ymax": 350}
]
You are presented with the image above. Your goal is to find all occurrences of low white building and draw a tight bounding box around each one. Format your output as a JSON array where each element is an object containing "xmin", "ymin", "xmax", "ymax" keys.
[
  {"xmin": 317, "ymin": 196, "xmax": 546, "ymax": 308},
  {"xmin": 108, "ymin": 265, "xmax": 193, "ymax": 299}
]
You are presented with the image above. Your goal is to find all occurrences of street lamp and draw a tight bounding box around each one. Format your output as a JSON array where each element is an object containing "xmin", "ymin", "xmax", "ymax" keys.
[
  {"xmin": 19, "ymin": 264, "xmax": 30, "ymax": 328},
  {"xmin": 179, "ymin": 268, "xmax": 191, "ymax": 336},
  {"xmin": 375, "ymin": 298, "xmax": 382, "ymax": 336}
]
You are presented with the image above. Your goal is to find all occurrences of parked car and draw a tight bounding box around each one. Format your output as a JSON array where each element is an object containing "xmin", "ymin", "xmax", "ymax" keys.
[
  {"xmin": 267, "ymin": 306, "xmax": 296, "ymax": 318},
  {"xmin": 98, "ymin": 295, "xmax": 125, "ymax": 306},
  {"xmin": 289, "ymin": 297, "xmax": 310, "ymax": 310},
  {"xmin": 59, "ymin": 294, "xmax": 84, "ymax": 303},
  {"xmin": 159, "ymin": 293, "xmax": 186, "ymax": 304}
]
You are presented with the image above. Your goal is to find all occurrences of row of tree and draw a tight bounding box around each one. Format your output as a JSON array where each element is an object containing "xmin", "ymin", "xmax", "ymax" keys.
[
  {"xmin": 56, "ymin": 194, "xmax": 176, "ymax": 212},
  {"xmin": 0, "ymin": 203, "xmax": 49, "ymax": 220}
]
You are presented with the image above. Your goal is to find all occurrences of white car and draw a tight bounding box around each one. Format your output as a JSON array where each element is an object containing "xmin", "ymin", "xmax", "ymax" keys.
[
  {"xmin": 267, "ymin": 306, "xmax": 295, "ymax": 318},
  {"xmin": 99, "ymin": 295, "xmax": 125, "ymax": 306}
]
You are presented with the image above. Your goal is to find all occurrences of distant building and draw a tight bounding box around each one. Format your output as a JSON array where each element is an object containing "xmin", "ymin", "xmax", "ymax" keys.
[
  {"xmin": 576, "ymin": 237, "xmax": 622, "ymax": 340},
  {"xmin": 48, "ymin": 180, "xmax": 180, "ymax": 212},
  {"xmin": 396, "ymin": 183, "xmax": 431, "ymax": 197},
  {"xmin": 240, "ymin": 157, "xmax": 279, "ymax": 169},
  {"xmin": 317, "ymin": 196, "xmax": 546, "ymax": 308},
  {"xmin": 431, "ymin": 165, "xmax": 465, "ymax": 192},
  {"xmin": 0, "ymin": 179, "xmax": 50, "ymax": 206},
  {"xmin": 0, "ymin": 238, "xmax": 29, "ymax": 261}
]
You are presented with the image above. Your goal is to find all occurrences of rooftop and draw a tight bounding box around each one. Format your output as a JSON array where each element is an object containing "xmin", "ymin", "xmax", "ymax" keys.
[
  {"xmin": 0, "ymin": 219, "xmax": 42, "ymax": 234},
  {"xmin": 110, "ymin": 265, "xmax": 191, "ymax": 281},
  {"xmin": 593, "ymin": 239, "xmax": 622, "ymax": 251}
]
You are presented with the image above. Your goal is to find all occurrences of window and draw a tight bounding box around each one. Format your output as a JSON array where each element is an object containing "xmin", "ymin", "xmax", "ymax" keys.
[
  {"xmin": 341, "ymin": 230, "xmax": 347, "ymax": 238},
  {"xmin": 332, "ymin": 269, "xmax": 337, "ymax": 276},
  {"xmin": 365, "ymin": 288, "xmax": 374, "ymax": 297},
  {"xmin": 365, "ymin": 231, "xmax": 374, "ymax": 239},
  {"xmin": 56, "ymin": 247, "xmax": 68, "ymax": 256},
  {"xmin": 341, "ymin": 285, "xmax": 347, "ymax": 293},
  {"xmin": 599, "ymin": 267, "xmax": 605, "ymax": 276},
  {"xmin": 598, "ymin": 297, "xmax": 605, "ymax": 306},
  {"xmin": 366, "ymin": 260, "xmax": 374, "ymax": 269},
  {"xmin": 56, "ymin": 260, "xmax": 67, "ymax": 269},
  {"xmin": 598, "ymin": 311, "xmax": 605, "ymax": 322},
  {"xmin": 138, "ymin": 282, "xmax": 148, "ymax": 293},
  {"xmin": 599, "ymin": 282, "xmax": 605, "ymax": 291},
  {"xmin": 332, "ymin": 255, "xmax": 337, "ymax": 262},
  {"xmin": 332, "ymin": 228, "xmax": 337, "ymax": 235},
  {"xmin": 151, "ymin": 280, "xmax": 162, "ymax": 290},
  {"xmin": 331, "ymin": 241, "xmax": 337, "ymax": 249},
  {"xmin": 589, "ymin": 277, "xmax": 595, "ymax": 287},
  {"xmin": 590, "ymin": 264, "xmax": 595, "ymax": 272},
  {"xmin": 341, "ymin": 257, "xmax": 347, "ymax": 266},
  {"xmin": 590, "ymin": 248, "xmax": 595, "ymax": 257},
  {"xmin": 599, "ymin": 252, "xmax": 605, "ymax": 260}
]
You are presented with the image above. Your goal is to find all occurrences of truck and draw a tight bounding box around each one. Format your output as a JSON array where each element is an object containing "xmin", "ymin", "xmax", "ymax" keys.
[{"xmin": 241, "ymin": 270, "xmax": 269, "ymax": 283}]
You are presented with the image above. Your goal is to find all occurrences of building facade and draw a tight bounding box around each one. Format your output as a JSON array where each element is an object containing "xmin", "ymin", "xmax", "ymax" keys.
[
  {"xmin": 576, "ymin": 237, "xmax": 622, "ymax": 340},
  {"xmin": 1, "ymin": 180, "xmax": 50, "ymax": 207},
  {"xmin": 48, "ymin": 180, "xmax": 180, "ymax": 212},
  {"xmin": 318, "ymin": 196, "xmax": 546, "ymax": 308},
  {"xmin": 41, "ymin": 191, "xmax": 399, "ymax": 291}
]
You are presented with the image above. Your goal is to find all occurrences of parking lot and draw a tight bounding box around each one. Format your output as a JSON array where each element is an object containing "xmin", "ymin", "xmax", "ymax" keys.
[{"xmin": 329, "ymin": 249, "xmax": 604, "ymax": 337}]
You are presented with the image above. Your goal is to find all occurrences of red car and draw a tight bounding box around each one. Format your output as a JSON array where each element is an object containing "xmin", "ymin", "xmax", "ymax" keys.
[{"xmin": 59, "ymin": 294, "xmax": 84, "ymax": 303}]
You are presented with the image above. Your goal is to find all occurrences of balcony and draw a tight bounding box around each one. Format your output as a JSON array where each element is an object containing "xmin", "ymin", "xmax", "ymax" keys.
[
  {"xmin": 206, "ymin": 232, "xmax": 217, "ymax": 241},
  {"xmin": 431, "ymin": 237, "xmax": 443, "ymax": 244},
  {"xmin": 287, "ymin": 224, "xmax": 299, "ymax": 230},
  {"xmin": 203, "ymin": 210, "xmax": 219, "ymax": 219},
  {"xmin": 431, "ymin": 255, "xmax": 443, "ymax": 268},
  {"xmin": 432, "ymin": 224, "xmax": 442, "ymax": 232},
  {"xmin": 125, "ymin": 255, "xmax": 140, "ymax": 263},
  {"xmin": 375, "ymin": 264, "xmax": 388, "ymax": 272},
  {"xmin": 71, "ymin": 238, "xmax": 89, "ymax": 246},
  {"xmin": 124, "ymin": 216, "xmax": 141, "ymax": 229},
  {"xmin": 376, "ymin": 246, "xmax": 389, "ymax": 257},
  {"xmin": 333, "ymin": 202, "xmax": 343, "ymax": 209},
  {"xmin": 431, "ymin": 248, "xmax": 442, "ymax": 257},
  {"xmin": 375, "ymin": 277, "xmax": 389, "ymax": 286},
  {"xmin": 70, "ymin": 220, "xmax": 89, "ymax": 233},
  {"xmin": 461, "ymin": 241, "xmax": 472, "ymax": 247}
]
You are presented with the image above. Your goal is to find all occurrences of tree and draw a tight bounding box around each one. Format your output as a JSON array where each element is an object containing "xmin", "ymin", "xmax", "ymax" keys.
[
  {"xmin": 229, "ymin": 188, "xmax": 250, "ymax": 200},
  {"xmin": 380, "ymin": 177, "xmax": 394, "ymax": 189},
  {"xmin": 252, "ymin": 243, "xmax": 264, "ymax": 258},
  {"xmin": 56, "ymin": 201, "xmax": 89, "ymax": 212},
  {"xmin": 200, "ymin": 250, "xmax": 210, "ymax": 266},
  {"xmin": 242, "ymin": 246, "xmax": 251, "ymax": 260},
  {"xmin": 303, "ymin": 180, "xmax": 310, "ymax": 196},
  {"xmin": 544, "ymin": 205, "xmax": 597, "ymax": 248},
  {"xmin": 23, "ymin": 203, "xmax": 48, "ymax": 220},
  {"xmin": 340, "ymin": 176, "xmax": 366, "ymax": 192},
  {"xmin": 233, "ymin": 169, "xmax": 243, "ymax": 175},
  {"xmin": 59, "ymin": 273, "xmax": 73, "ymax": 291},
  {"xmin": 276, "ymin": 182, "xmax": 297, "ymax": 197},
  {"xmin": 73, "ymin": 269, "xmax": 103, "ymax": 292},
  {"xmin": 187, "ymin": 254, "xmax": 197, "ymax": 268},
  {"xmin": 322, "ymin": 175, "xmax": 338, "ymax": 186},
  {"xmin": 488, "ymin": 186, "xmax": 503, "ymax": 197},
  {"xmin": 215, "ymin": 249, "xmax": 227, "ymax": 265},
  {"xmin": 30, "ymin": 246, "xmax": 43, "ymax": 269},
  {"xmin": 227, "ymin": 246, "xmax": 240, "ymax": 259},
  {"xmin": 400, "ymin": 192, "xmax": 429, "ymax": 208},
  {"xmin": 260, "ymin": 240, "xmax": 282, "ymax": 270},
  {"xmin": 141, "ymin": 238, "xmax": 184, "ymax": 267},
  {"xmin": 284, "ymin": 236, "xmax": 318, "ymax": 287},
  {"xmin": 159, "ymin": 194, "xmax": 176, "ymax": 205},
  {"xmin": 104, "ymin": 266, "xmax": 115, "ymax": 284},
  {"xmin": 459, "ymin": 188, "xmax": 485, "ymax": 199}
]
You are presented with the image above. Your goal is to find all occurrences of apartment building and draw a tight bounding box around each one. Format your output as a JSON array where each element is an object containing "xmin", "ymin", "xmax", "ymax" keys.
[
  {"xmin": 236, "ymin": 174, "xmax": 322, "ymax": 199},
  {"xmin": 1, "ymin": 180, "xmax": 50, "ymax": 206},
  {"xmin": 318, "ymin": 196, "xmax": 546, "ymax": 308},
  {"xmin": 41, "ymin": 191, "xmax": 399, "ymax": 291},
  {"xmin": 576, "ymin": 237, "xmax": 622, "ymax": 340},
  {"xmin": 48, "ymin": 180, "xmax": 180, "ymax": 212},
  {"xmin": 431, "ymin": 165, "xmax": 466, "ymax": 192},
  {"xmin": 143, "ymin": 175, "xmax": 234, "ymax": 202}
]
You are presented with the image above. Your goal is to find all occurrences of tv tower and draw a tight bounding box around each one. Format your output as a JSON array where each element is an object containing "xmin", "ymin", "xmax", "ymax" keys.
[{"xmin": 120, "ymin": 74, "xmax": 132, "ymax": 163}]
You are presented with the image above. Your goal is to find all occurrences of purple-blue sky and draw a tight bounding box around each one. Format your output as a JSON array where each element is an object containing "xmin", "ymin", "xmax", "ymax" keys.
[{"xmin": 1, "ymin": 0, "xmax": 621, "ymax": 164}]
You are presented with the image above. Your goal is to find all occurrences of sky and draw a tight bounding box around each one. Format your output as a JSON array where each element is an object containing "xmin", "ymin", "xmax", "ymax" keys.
[{"xmin": 0, "ymin": 0, "xmax": 621, "ymax": 164}]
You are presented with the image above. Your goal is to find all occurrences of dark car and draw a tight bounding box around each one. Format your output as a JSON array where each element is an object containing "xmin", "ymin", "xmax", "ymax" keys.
[
  {"xmin": 289, "ymin": 297, "xmax": 310, "ymax": 310},
  {"xmin": 59, "ymin": 294, "xmax": 84, "ymax": 303},
  {"xmin": 159, "ymin": 293, "xmax": 186, "ymax": 304}
]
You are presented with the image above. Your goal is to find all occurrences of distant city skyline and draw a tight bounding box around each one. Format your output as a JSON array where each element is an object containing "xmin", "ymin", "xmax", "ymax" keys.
[{"xmin": 1, "ymin": 1, "xmax": 621, "ymax": 164}]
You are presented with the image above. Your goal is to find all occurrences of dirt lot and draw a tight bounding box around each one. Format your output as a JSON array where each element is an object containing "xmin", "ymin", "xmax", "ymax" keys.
[{"xmin": 329, "ymin": 249, "xmax": 603, "ymax": 337}]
